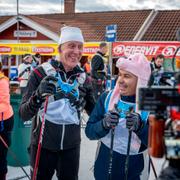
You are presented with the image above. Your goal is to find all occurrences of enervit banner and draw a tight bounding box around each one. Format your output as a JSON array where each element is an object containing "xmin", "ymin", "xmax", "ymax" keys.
[
  {"xmin": 0, "ymin": 42, "xmax": 101, "ymax": 56},
  {"xmin": 112, "ymin": 41, "xmax": 180, "ymax": 58}
]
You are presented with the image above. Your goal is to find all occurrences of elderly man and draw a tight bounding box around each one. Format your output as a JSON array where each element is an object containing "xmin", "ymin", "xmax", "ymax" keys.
[
  {"xmin": 19, "ymin": 26, "xmax": 95, "ymax": 180},
  {"xmin": 86, "ymin": 54, "xmax": 151, "ymax": 180}
]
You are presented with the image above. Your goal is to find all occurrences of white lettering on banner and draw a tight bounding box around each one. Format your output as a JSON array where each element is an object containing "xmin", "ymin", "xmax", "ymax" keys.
[
  {"xmin": 162, "ymin": 46, "xmax": 177, "ymax": 56},
  {"xmin": 113, "ymin": 45, "xmax": 125, "ymax": 54},
  {"xmin": 14, "ymin": 30, "xmax": 37, "ymax": 37},
  {"xmin": 177, "ymin": 48, "xmax": 180, "ymax": 56},
  {"xmin": 83, "ymin": 47, "xmax": 99, "ymax": 54},
  {"xmin": 33, "ymin": 47, "xmax": 54, "ymax": 53},
  {"xmin": 0, "ymin": 46, "xmax": 11, "ymax": 53},
  {"xmin": 113, "ymin": 45, "xmax": 159, "ymax": 56}
]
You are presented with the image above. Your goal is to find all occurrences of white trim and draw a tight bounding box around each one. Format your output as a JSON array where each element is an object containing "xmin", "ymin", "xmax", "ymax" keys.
[
  {"xmin": 0, "ymin": 16, "xmax": 17, "ymax": 33},
  {"xmin": 20, "ymin": 16, "xmax": 59, "ymax": 42},
  {"xmin": 0, "ymin": 15, "xmax": 59, "ymax": 42},
  {"xmin": 133, "ymin": 10, "xmax": 159, "ymax": 41}
]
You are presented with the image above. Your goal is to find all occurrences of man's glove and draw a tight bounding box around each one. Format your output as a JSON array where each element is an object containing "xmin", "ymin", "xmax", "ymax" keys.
[
  {"xmin": 102, "ymin": 110, "xmax": 120, "ymax": 129},
  {"xmin": 126, "ymin": 112, "xmax": 142, "ymax": 132},
  {"xmin": 36, "ymin": 76, "xmax": 58, "ymax": 99}
]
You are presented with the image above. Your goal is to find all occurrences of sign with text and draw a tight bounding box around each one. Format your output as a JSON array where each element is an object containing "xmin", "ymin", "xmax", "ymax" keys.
[
  {"xmin": 0, "ymin": 42, "xmax": 102, "ymax": 56},
  {"xmin": 14, "ymin": 30, "xmax": 37, "ymax": 37},
  {"xmin": 112, "ymin": 41, "xmax": 180, "ymax": 58},
  {"xmin": 105, "ymin": 24, "xmax": 117, "ymax": 42}
]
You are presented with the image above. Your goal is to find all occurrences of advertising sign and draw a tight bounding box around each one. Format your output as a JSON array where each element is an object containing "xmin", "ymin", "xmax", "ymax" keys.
[{"xmin": 112, "ymin": 41, "xmax": 180, "ymax": 58}]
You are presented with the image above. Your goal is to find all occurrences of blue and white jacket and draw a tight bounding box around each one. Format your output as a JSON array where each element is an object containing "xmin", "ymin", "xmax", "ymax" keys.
[
  {"xmin": 85, "ymin": 91, "xmax": 150, "ymax": 179},
  {"xmin": 85, "ymin": 91, "xmax": 149, "ymax": 151}
]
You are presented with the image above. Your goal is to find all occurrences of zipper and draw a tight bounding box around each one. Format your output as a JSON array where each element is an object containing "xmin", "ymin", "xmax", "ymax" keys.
[{"xmin": 60, "ymin": 124, "xmax": 65, "ymax": 150}]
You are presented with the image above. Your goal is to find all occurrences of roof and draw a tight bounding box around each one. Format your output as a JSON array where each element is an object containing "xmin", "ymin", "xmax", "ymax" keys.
[
  {"xmin": 0, "ymin": 15, "xmax": 13, "ymax": 24},
  {"xmin": 26, "ymin": 10, "xmax": 152, "ymax": 42},
  {"xmin": 142, "ymin": 10, "xmax": 180, "ymax": 41},
  {"xmin": 0, "ymin": 9, "xmax": 180, "ymax": 42}
]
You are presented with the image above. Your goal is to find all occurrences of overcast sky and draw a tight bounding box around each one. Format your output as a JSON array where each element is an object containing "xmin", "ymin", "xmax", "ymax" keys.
[{"xmin": 0, "ymin": 0, "xmax": 180, "ymax": 15}]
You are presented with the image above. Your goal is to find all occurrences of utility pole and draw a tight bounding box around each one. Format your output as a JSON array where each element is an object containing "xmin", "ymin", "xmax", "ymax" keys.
[{"xmin": 16, "ymin": 0, "xmax": 20, "ymax": 66}]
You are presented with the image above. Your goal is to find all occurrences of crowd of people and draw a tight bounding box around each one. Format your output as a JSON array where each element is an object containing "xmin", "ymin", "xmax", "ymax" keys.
[{"xmin": 0, "ymin": 25, "xmax": 179, "ymax": 180}]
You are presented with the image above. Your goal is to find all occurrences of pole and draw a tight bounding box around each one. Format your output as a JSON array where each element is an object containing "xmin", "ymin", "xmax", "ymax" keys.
[
  {"xmin": 32, "ymin": 96, "xmax": 49, "ymax": 180},
  {"xmin": 108, "ymin": 127, "xmax": 115, "ymax": 180},
  {"xmin": 0, "ymin": 135, "xmax": 30, "ymax": 179},
  {"xmin": 16, "ymin": 0, "xmax": 20, "ymax": 67},
  {"xmin": 124, "ymin": 130, "xmax": 132, "ymax": 180},
  {"xmin": 108, "ymin": 42, "xmax": 113, "ymax": 76},
  {"xmin": 108, "ymin": 104, "xmax": 121, "ymax": 180}
]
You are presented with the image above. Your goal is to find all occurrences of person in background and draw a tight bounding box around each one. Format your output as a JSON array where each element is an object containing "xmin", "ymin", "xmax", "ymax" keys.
[
  {"xmin": 91, "ymin": 42, "xmax": 108, "ymax": 101},
  {"xmin": 85, "ymin": 54, "xmax": 151, "ymax": 180},
  {"xmin": 150, "ymin": 54, "xmax": 165, "ymax": 72},
  {"xmin": 0, "ymin": 62, "xmax": 14, "ymax": 180},
  {"xmin": 149, "ymin": 54, "xmax": 165, "ymax": 85},
  {"xmin": 18, "ymin": 54, "xmax": 33, "ymax": 95},
  {"xmin": 32, "ymin": 53, "xmax": 41, "ymax": 68},
  {"xmin": 19, "ymin": 26, "xmax": 95, "ymax": 180}
]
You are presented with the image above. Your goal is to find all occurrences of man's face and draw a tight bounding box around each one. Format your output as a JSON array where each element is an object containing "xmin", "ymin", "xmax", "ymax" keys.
[
  {"xmin": 101, "ymin": 45, "xmax": 108, "ymax": 55},
  {"xmin": 117, "ymin": 69, "xmax": 138, "ymax": 96},
  {"xmin": 59, "ymin": 41, "xmax": 83, "ymax": 71},
  {"xmin": 25, "ymin": 56, "xmax": 33, "ymax": 64},
  {"xmin": 155, "ymin": 58, "xmax": 164, "ymax": 67}
]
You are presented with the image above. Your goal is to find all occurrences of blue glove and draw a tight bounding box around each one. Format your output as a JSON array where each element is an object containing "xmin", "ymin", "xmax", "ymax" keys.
[
  {"xmin": 126, "ymin": 112, "xmax": 142, "ymax": 132},
  {"xmin": 102, "ymin": 110, "xmax": 120, "ymax": 129}
]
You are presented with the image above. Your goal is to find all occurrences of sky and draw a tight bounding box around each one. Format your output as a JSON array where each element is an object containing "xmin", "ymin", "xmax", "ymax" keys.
[{"xmin": 0, "ymin": 0, "xmax": 180, "ymax": 15}]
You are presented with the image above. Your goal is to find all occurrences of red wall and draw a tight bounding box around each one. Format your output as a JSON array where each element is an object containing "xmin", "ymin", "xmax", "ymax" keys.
[{"xmin": 0, "ymin": 22, "xmax": 51, "ymax": 41}]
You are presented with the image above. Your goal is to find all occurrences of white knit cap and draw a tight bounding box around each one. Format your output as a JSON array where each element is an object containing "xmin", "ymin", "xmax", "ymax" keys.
[{"xmin": 59, "ymin": 26, "xmax": 84, "ymax": 45}]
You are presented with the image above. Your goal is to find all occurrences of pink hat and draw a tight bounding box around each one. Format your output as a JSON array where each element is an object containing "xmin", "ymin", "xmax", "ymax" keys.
[{"xmin": 109, "ymin": 53, "xmax": 151, "ymax": 111}]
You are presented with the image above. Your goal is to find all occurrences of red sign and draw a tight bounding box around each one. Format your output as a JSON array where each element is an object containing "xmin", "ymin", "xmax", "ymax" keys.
[
  {"xmin": 0, "ymin": 46, "xmax": 12, "ymax": 53},
  {"xmin": 112, "ymin": 42, "xmax": 180, "ymax": 58}
]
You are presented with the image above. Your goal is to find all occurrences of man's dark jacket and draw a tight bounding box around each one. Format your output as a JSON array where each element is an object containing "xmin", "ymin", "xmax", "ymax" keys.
[
  {"xmin": 91, "ymin": 51, "xmax": 106, "ymax": 80},
  {"xmin": 19, "ymin": 60, "xmax": 95, "ymax": 151}
]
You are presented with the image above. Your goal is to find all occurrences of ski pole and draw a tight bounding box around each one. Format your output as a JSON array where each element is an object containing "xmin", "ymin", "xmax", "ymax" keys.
[
  {"xmin": 32, "ymin": 96, "xmax": 49, "ymax": 180},
  {"xmin": 0, "ymin": 135, "xmax": 30, "ymax": 180},
  {"xmin": 149, "ymin": 156, "xmax": 157, "ymax": 179},
  {"xmin": 108, "ymin": 127, "xmax": 115, "ymax": 180},
  {"xmin": 108, "ymin": 104, "xmax": 121, "ymax": 180},
  {"xmin": 125, "ymin": 107, "xmax": 134, "ymax": 180},
  {"xmin": 124, "ymin": 129, "xmax": 132, "ymax": 180}
]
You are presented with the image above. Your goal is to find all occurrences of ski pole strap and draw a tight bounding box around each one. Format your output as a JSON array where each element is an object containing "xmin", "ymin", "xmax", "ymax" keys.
[{"xmin": 0, "ymin": 112, "xmax": 4, "ymax": 132}]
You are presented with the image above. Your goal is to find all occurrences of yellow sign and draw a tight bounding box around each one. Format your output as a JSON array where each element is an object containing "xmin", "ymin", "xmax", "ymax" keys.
[{"xmin": 0, "ymin": 42, "xmax": 102, "ymax": 56}]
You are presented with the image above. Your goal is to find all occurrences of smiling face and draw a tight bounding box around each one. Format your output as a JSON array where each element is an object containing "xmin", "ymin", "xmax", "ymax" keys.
[
  {"xmin": 117, "ymin": 69, "xmax": 138, "ymax": 96},
  {"xmin": 59, "ymin": 41, "xmax": 83, "ymax": 72}
]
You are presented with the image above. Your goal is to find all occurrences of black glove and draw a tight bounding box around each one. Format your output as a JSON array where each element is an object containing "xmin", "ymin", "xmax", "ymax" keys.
[
  {"xmin": 126, "ymin": 112, "xmax": 142, "ymax": 132},
  {"xmin": 102, "ymin": 110, "xmax": 120, "ymax": 129},
  {"xmin": 36, "ymin": 75, "xmax": 58, "ymax": 99},
  {"xmin": 25, "ymin": 66, "xmax": 31, "ymax": 72}
]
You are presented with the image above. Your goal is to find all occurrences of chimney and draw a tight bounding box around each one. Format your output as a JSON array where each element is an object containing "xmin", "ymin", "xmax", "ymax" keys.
[{"xmin": 64, "ymin": 0, "xmax": 76, "ymax": 14}]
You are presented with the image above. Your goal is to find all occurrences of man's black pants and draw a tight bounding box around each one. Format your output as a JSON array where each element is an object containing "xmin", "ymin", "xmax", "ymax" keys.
[{"xmin": 30, "ymin": 145, "xmax": 80, "ymax": 180}]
